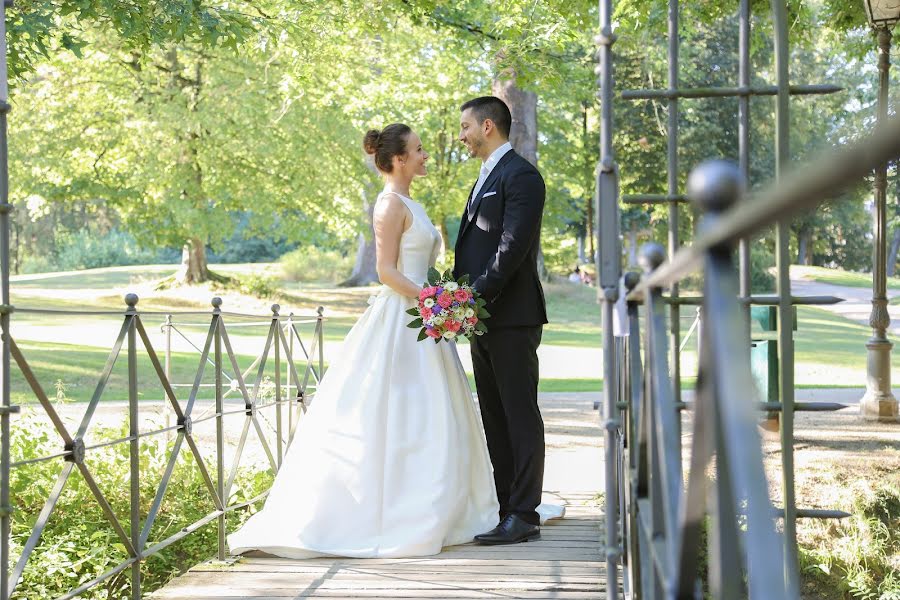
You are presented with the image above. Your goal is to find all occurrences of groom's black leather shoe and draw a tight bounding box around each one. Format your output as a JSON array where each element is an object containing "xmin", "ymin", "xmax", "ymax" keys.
[{"xmin": 474, "ymin": 514, "xmax": 540, "ymax": 545}]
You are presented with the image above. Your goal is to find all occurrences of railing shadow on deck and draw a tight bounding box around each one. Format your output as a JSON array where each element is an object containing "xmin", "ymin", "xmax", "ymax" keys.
[{"xmin": 0, "ymin": 296, "xmax": 326, "ymax": 600}]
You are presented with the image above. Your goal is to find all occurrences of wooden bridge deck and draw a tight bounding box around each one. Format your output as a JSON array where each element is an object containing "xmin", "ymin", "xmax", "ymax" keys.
[
  {"xmin": 151, "ymin": 394, "xmax": 608, "ymax": 600},
  {"xmin": 151, "ymin": 492, "xmax": 606, "ymax": 599}
]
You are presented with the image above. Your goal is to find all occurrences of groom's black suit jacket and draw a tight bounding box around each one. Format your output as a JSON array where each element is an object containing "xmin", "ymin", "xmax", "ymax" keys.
[{"xmin": 454, "ymin": 149, "xmax": 548, "ymax": 328}]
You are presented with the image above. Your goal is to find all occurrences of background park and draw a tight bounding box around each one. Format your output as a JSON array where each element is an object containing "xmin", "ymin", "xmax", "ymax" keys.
[{"xmin": 3, "ymin": 0, "xmax": 900, "ymax": 599}]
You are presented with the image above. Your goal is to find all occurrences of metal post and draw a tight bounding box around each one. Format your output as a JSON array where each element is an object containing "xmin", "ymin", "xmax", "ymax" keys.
[
  {"xmin": 164, "ymin": 314, "xmax": 172, "ymax": 436},
  {"xmin": 667, "ymin": 0, "xmax": 683, "ymax": 416},
  {"xmin": 317, "ymin": 306, "xmax": 324, "ymax": 385},
  {"xmin": 287, "ymin": 313, "xmax": 295, "ymax": 432},
  {"xmin": 738, "ymin": 0, "xmax": 752, "ymax": 304},
  {"xmin": 273, "ymin": 305, "xmax": 283, "ymax": 467},
  {"xmin": 771, "ymin": 0, "xmax": 800, "ymax": 589},
  {"xmin": 125, "ymin": 294, "xmax": 141, "ymax": 600},
  {"xmin": 596, "ymin": 0, "xmax": 622, "ymax": 595},
  {"xmin": 0, "ymin": 3, "xmax": 12, "ymax": 598},
  {"xmin": 860, "ymin": 27, "xmax": 898, "ymax": 422},
  {"xmin": 213, "ymin": 298, "xmax": 225, "ymax": 560}
]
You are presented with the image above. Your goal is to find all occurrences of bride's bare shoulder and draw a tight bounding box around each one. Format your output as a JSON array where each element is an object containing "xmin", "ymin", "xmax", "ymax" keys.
[{"xmin": 373, "ymin": 192, "xmax": 412, "ymax": 230}]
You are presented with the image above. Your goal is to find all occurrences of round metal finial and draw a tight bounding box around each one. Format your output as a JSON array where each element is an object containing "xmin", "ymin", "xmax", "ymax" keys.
[
  {"xmin": 623, "ymin": 272, "xmax": 641, "ymax": 291},
  {"xmin": 124, "ymin": 293, "xmax": 139, "ymax": 308},
  {"xmin": 211, "ymin": 297, "xmax": 223, "ymax": 309},
  {"xmin": 317, "ymin": 306, "xmax": 325, "ymax": 316},
  {"xmin": 271, "ymin": 303, "xmax": 281, "ymax": 315},
  {"xmin": 639, "ymin": 243, "xmax": 666, "ymax": 273},
  {"xmin": 687, "ymin": 160, "xmax": 744, "ymax": 214}
]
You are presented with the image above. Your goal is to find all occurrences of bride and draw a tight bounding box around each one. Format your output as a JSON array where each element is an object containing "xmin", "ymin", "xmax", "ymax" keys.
[{"xmin": 227, "ymin": 123, "xmax": 501, "ymax": 558}]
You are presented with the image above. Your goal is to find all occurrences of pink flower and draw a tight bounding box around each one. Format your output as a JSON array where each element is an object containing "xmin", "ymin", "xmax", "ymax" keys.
[
  {"xmin": 466, "ymin": 316, "xmax": 479, "ymax": 325},
  {"xmin": 454, "ymin": 290, "xmax": 470, "ymax": 302},
  {"xmin": 426, "ymin": 328, "xmax": 441, "ymax": 339},
  {"xmin": 446, "ymin": 320, "xmax": 461, "ymax": 333},
  {"xmin": 437, "ymin": 293, "xmax": 453, "ymax": 308},
  {"xmin": 421, "ymin": 307, "xmax": 433, "ymax": 320},
  {"xmin": 419, "ymin": 287, "xmax": 436, "ymax": 301}
]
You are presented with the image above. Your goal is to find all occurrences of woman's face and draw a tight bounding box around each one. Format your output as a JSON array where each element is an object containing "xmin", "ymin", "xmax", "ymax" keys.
[{"xmin": 395, "ymin": 132, "xmax": 429, "ymax": 178}]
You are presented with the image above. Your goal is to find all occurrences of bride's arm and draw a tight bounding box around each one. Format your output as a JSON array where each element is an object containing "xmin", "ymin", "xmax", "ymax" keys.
[{"xmin": 373, "ymin": 193, "xmax": 422, "ymax": 299}]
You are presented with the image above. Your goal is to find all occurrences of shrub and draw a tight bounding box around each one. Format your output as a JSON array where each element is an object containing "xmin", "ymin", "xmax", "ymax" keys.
[
  {"xmin": 280, "ymin": 247, "xmax": 353, "ymax": 283},
  {"xmin": 9, "ymin": 414, "xmax": 270, "ymax": 599},
  {"xmin": 237, "ymin": 273, "xmax": 281, "ymax": 299},
  {"xmin": 54, "ymin": 229, "xmax": 159, "ymax": 271}
]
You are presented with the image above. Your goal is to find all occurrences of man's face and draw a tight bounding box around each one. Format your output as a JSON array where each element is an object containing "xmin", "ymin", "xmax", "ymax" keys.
[{"xmin": 459, "ymin": 108, "xmax": 486, "ymax": 159}]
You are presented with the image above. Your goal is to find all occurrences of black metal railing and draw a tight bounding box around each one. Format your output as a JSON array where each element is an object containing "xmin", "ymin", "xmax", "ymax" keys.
[
  {"xmin": 1, "ymin": 297, "xmax": 325, "ymax": 599},
  {"xmin": 595, "ymin": 0, "xmax": 900, "ymax": 596},
  {"xmin": 601, "ymin": 123, "xmax": 900, "ymax": 599}
]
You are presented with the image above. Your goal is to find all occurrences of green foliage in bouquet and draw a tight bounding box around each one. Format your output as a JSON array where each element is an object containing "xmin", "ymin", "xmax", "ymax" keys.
[{"xmin": 406, "ymin": 268, "xmax": 490, "ymax": 343}]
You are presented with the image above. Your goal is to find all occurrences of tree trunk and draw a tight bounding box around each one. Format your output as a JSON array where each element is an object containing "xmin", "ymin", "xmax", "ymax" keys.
[
  {"xmin": 492, "ymin": 72, "xmax": 549, "ymax": 280},
  {"xmin": 169, "ymin": 49, "xmax": 210, "ymax": 285},
  {"xmin": 888, "ymin": 226, "xmax": 900, "ymax": 278},
  {"xmin": 577, "ymin": 234, "xmax": 586, "ymax": 264},
  {"xmin": 176, "ymin": 237, "xmax": 209, "ymax": 284},
  {"xmin": 341, "ymin": 182, "xmax": 380, "ymax": 287},
  {"xmin": 797, "ymin": 228, "xmax": 813, "ymax": 266},
  {"xmin": 628, "ymin": 220, "xmax": 638, "ymax": 267}
]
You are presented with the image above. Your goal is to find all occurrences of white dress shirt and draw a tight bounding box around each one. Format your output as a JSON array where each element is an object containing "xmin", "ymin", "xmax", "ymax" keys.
[
  {"xmin": 472, "ymin": 141, "xmax": 512, "ymax": 200},
  {"xmin": 468, "ymin": 142, "xmax": 512, "ymax": 219}
]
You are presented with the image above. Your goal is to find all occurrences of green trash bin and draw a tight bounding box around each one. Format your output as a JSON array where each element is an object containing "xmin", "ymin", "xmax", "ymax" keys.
[{"xmin": 750, "ymin": 306, "xmax": 797, "ymax": 419}]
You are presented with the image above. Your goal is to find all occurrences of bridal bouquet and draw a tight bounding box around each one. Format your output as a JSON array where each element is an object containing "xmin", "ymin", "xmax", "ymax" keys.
[{"xmin": 407, "ymin": 268, "xmax": 489, "ymax": 343}]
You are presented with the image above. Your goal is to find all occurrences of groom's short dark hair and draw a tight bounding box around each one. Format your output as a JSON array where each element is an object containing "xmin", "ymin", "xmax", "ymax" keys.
[{"xmin": 460, "ymin": 96, "xmax": 512, "ymax": 139}]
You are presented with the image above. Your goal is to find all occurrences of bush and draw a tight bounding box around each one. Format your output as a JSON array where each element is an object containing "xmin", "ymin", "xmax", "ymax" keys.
[
  {"xmin": 20, "ymin": 255, "xmax": 56, "ymax": 274},
  {"xmin": 9, "ymin": 414, "xmax": 270, "ymax": 599},
  {"xmin": 54, "ymin": 229, "xmax": 159, "ymax": 271},
  {"xmin": 280, "ymin": 247, "xmax": 353, "ymax": 283},
  {"xmin": 237, "ymin": 273, "xmax": 281, "ymax": 299},
  {"xmin": 750, "ymin": 244, "xmax": 775, "ymax": 293}
]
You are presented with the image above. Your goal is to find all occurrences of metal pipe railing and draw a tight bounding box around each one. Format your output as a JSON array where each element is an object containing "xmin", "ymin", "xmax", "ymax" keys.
[
  {"xmin": 626, "ymin": 115, "xmax": 900, "ymax": 299},
  {"xmin": 599, "ymin": 1, "xmax": 899, "ymax": 596},
  {"xmin": 0, "ymin": 296, "xmax": 325, "ymax": 599}
]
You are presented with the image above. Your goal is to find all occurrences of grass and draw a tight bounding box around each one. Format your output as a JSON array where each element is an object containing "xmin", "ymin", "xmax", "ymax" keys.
[
  {"xmin": 798, "ymin": 481, "xmax": 900, "ymax": 600},
  {"xmin": 10, "ymin": 340, "xmax": 272, "ymax": 405},
  {"xmin": 7, "ymin": 263, "xmax": 884, "ymax": 395},
  {"xmin": 792, "ymin": 265, "xmax": 900, "ymax": 290}
]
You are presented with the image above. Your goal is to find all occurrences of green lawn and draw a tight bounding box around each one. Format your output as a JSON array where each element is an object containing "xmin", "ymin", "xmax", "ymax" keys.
[
  {"xmin": 792, "ymin": 265, "xmax": 900, "ymax": 290},
  {"xmin": 8, "ymin": 264, "xmax": 882, "ymax": 399},
  {"xmin": 9, "ymin": 339, "xmax": 297, "ymax": 405}
]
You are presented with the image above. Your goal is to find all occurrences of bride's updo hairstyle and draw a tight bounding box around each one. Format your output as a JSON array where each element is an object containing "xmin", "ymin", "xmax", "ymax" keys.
[{"xmin": 363, "ymin": 124, "xmax": 412, "ymax": 173}]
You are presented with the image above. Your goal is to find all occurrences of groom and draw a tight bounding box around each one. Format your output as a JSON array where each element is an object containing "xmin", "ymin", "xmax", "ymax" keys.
[{"xmin": 454, "ymin": 96, "xmax": 547, "ymax": 545}]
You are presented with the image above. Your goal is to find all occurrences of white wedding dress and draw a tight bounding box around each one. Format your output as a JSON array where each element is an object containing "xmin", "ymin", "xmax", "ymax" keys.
[{"xmin": 227, "ymin": 190, "xmax": 500, "ymax": 558}]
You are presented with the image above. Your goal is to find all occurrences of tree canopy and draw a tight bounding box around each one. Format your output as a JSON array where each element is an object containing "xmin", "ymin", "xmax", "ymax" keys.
[{"xmin": 6, "ymin": 0, "xmax": 898, "ymax": 280}]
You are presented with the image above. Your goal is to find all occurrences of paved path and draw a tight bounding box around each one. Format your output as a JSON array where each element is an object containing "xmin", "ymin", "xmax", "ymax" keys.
[{"xmin": 791, "ymin": 277, "xmax": 900, "ymax": 336}]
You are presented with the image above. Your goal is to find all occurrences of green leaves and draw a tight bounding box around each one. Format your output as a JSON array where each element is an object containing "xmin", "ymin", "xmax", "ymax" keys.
[
  {"xmin": 405, "ymin": 307, "xmax": 421, "ymax": 316},
  {"xmin": 407, "ymin": 318, "xmax": 424, "ymax": 328},
  {"xmin": 427, "ymin": 267, "xmax": 442, "ymax": 286}
]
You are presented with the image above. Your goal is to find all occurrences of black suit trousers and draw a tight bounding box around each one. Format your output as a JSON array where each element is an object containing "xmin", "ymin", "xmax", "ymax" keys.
[{"xmin": 470, "ymin": 325, "xmax": 544, "ymax": 526}]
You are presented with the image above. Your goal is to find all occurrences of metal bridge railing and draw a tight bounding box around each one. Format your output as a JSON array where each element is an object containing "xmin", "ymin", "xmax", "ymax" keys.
[
  {"xmin": 602, "ymin": 121, "xmax": 900, "ymax": 599},
  {"xmin": 0, "ymin": 296, "xmax": 326, "ymax": 600},
  {"xmin": 594, "ymin": 0, "xmax": 900, "ymax": 594}
]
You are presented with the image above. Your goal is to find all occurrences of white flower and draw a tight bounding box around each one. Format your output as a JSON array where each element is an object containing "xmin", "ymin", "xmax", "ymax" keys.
[
  {"xmin": 432, "ymin": 316, "xmax": 445, "ymax": 326},
  {"xmin": 423, "ymin": 298, "xmax": 435, "ymax": 308},
  {"xmin": 442, "ymin": 331, "xmax": 456, "ymax": 339},
  {"xmin": 465, "ymin": 308, "xmax": 475, "ymax": 318},
  {"xmin": 444, "ymin": 281, "xmax": 459, "ymax": 292}
]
